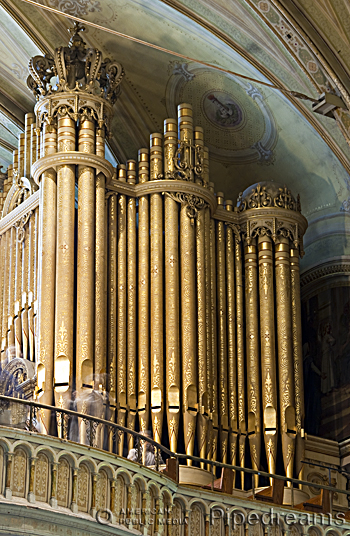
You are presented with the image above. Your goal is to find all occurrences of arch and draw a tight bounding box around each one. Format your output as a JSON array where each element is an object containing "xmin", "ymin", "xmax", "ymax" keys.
[
  {"xmin": 147, "ymin": 479, "xmax": 161, "ymax": 498},
  {"xmin": 96, "ymin": 461, "xmax": 114, "ymax": 479},
  {"xmin": 325, "ymin": 530, "xmax": 341, "ymax": 536},
  {"xmin": 77, "ymin": 462, "xmax": 90, "ymax": 513},
  {"xmin": 57, "ymin": 456, "xmax": 72, "ymax": 508},
  {"xmin": 34, "ymin": 451, "xmax": 49, "ymax": 503},
  {"xmin": 190, "ymin": 497, "xmax": 209, "ymax": 514},
  {"xmin": 12, "ymin": 446, "xmax": 28, "ymax": 498},
  {"xmin": 0, "ymin": 438, "xmax": 11, "ymax": 454},
  {"xmin": 12, "ymin": 440, "xmax": 33, "ymax": 458},
  {"xmin": 229, "ymin": 507, "xmax": 247, "ymax": 536},
  {"xmin": 132, "ymin": 473, "xmax": 147, "ymax": 492},
  {"xmin": 115, "ymin": 467, "xmax": 132, "ymax": 485},
  {"xmin": 57, "ymin": 450, "xmax": 78, "ymax": 468},
  {"xmin": 161, "ymin": 486, "xmax": 173, "ymax": 505},
  {"xmin": 307, "ymin": 526, "xmax": 324, "ymax": 536},
  {"xmin": 34, "ymin": 445, "xmax": 56, "ymax": 463},
  {"xmin": 77, "ymin": 455, "xmax": 98, "ymax": 473}
]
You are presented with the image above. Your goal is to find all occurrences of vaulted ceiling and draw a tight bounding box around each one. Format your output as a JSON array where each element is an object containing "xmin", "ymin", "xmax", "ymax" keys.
[{"xmin": 1, "ymin": 0, "xmax": 350, "ymax": 271}]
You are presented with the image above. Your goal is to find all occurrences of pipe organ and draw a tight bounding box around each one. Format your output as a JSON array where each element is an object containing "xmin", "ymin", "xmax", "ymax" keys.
[{"xmin": 0, "ymin": 23, "xmax": 307, "ymax": 485}]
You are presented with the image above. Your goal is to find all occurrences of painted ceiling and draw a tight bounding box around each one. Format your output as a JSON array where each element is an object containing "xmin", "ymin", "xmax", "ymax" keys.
[{"xmin": 1, "ymin": 0, "xmax": 350, "ymax": 270}]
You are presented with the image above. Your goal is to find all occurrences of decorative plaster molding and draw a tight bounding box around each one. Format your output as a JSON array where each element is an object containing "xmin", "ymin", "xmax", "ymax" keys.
[{"xmin": 301, "ymin": 262, "xmax": 350, "ymax": 288}]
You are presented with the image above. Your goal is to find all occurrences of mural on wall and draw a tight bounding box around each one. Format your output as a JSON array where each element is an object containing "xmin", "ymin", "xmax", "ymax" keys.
[{"xmin": 302, "ymin": 286, "xmax": 350, "ymax": 440}]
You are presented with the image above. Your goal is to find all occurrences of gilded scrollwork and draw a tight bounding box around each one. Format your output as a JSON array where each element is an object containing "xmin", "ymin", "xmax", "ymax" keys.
[
  {"xmin": 164, "ymin": 191, "xmax": 208, "ymax": 225},
  {"xmin": 237, "ymin": 182, "xmax": 301, "ymax": 213},
  {"xmin": 14, "ymin": 211, "xmax": 32, "ymax": 243}
]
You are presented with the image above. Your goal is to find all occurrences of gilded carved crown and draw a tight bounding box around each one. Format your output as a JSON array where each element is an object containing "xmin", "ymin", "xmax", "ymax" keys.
[
  {"xmin": 237, "ymin": 182, "xmax": 301, "ymax": 213},
  {"xmin": 27, "ymin": 22, "xmax": 124, "ymax": 104}
]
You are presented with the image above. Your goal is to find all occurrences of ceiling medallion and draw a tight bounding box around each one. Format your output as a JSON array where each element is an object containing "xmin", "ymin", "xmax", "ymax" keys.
[
  {"xmin": 202, "ymin": 90, "xmax": 243, "ymax": 129},
  {"xmin": 166, "ymin": 62, "xmax": 277, "ymax": 165}
]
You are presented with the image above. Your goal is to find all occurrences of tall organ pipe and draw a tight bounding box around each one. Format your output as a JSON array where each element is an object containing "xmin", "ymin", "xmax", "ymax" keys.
[
  {"xmin": 225, "ymin": 201, "xmax": 238, "ymax": 477},
  {"xmin": 117, "ymin": 164, "xmax": 127, "ymax": 455},
  {"xmin": 178, "ymin": 104, "xmax": 197, "ymax": 463},
  {"xmin": 76, "ymin": 117, "xmax": 96, "ymax": 407},
  {"xmin": 275, "ymin": 237, "xmax": 296, "ymax": 482},
  {"xmin": 164, "ymin": 119, "xmax": 181, "ymax": 452},
  {"xmin": 290, "ymin": 245, "xmax": 305, "ymax": 481},
  {"xmin": 245, "ymin": 237, "xmax": 261, "ymax": 487},
  {"xmin": 95, "ymin": 125, "xmax": 106, "ymax": 393},
  {"xmin": 258, "ymin": 235, "xmax": 278, "ymax": 479},
  {"xmin": 108, "ymin": 192, "xmax": 118, "ymax": 449},
  {"xmin": 54, "ymin": 116, "xmax": 75, "ymax": 421},
  {"xmin": 95, "ymin": 171, "xmax": 107, "ymax": 389},
  {"xmin": 24, "ymin": 114, "xmax": 35, "ymax": 178},
  {"xmin": 235, "ymin": 231, "xmax": 246, "ymax": 489},
  {"xmin": 150, "ymin": 132, "xmax": 164, "ymax": 445},
  {"xmin": 216, "ymin": 193, "xmax": 229, "ymax": 464},
  {"xmin": 37, "ymin": 120, "xmax": 57, "ymax": 431},
  {"xmin": 127, "ymin": 159, "xmax": 137, "ymax": 449},
  {"xmin": 209, "ymin": 182, "xmax": 218, "ymax": 464},
  {"xmin": 195, "ymin": 126, "xmax": 208, "ymax": 467},
  {"xmin": 138, "ymin": 148, "xmax": 150, "ymax": 433}
]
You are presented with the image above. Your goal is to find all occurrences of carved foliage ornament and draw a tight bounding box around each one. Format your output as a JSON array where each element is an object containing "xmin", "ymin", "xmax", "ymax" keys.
[
  {"xmin": 27, "ymin": 22, "xmax": 124, "ymax": 104},
  {"xmin": 164, "ymin": 192, "xmax": 208, "ymax": 225},
  {"xmin": 158, "ymin": 141, "xmax": 204, "ymax": 183},
  {"xmin": 242, "ymin": 217, "xmax": 304, "ymax": 254},
  {"xmin": 237, "ymin": 184, "xmax": 301, "ymax": 213}
]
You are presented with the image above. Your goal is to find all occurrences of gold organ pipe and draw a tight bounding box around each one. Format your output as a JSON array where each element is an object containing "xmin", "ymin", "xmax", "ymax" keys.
[
  {"xmin": 22, "ymin": 199, "xmax": 31, "ymax": 361},
  {"xmin": 31, "ymin": 124, "xmax": 37, "ymax": 171},
  {"xmin": 96, "ymin": 125, "xmax": 105, "ymax": 158},
  {"xmin": 203, "ymin": 147, "xmax": 209, "ymax": 185},
  {"xmin": 258, "ymin": 235, "xmax": 278, "ymax": 479},
  {"xmin": 204, "ymin": 204, "xmax": 212, "ymax": 465},
  {"xmin": 77, "ymin": 117, "xmax": 95, "ymax": 407},
  {"xmin": 180, "ymin": 200, "xmax": 197, "ymax": 463},
  {"xmin": 150, "ymin": 132, "xmax": 164, "ymax": 444},
  {"xmin": 290, "ymin": 245, "xmax": 304, "ymax": 481},
  {"xmin": 37, "ymin": 129, "xmax": 41, "ymax": 162},
  {"xmin": 127, "ymin": 159, "xmax": 137, "ymax": 448},
  {"xmin": 216, "ymin": 194, "xmax": 229, "ymax": 464},
  {"xmin": 245, "ymin": 238, "xmax": 261, "ymax": 487},
  {"xmin": 195, "ymin": 126, "xmax": 208, "ymax": 467},
  {"xmin": 117, "ymin": 164, "xmax": 127, "ymax": 454},
  {"xmin": 178, "ymin": 104, "xmax": 197, "ymax": 463},
  {"xmin": 13, "ymin": 150, "xmax": 18, "ymax": 176},
  {"xmin": 33, "ymin": 207, "xmax": 39, "ymax": 302},
  {"xmin": 225, "ymin": 202, "xmax": 238, "ymax": 475},
  {"xmin": 1, "ymin": 231, "xmax": 9, "ymax": 364},
  {"xmin": 54, "ymin": 116, "xmax": 75, "ymax": 416},
  {"xmin": 164, "ymin": 119, "xmax": 180, "ymax": 452},
  {"xmin": 37, "ymin": 120, "xmax": 57, "ymax": 428},
  {"xmin": 275, "ymin": 237, "xmax": 296, "ymax": 482},
  {"xmin": 138, "ymin": 148, "xmax": 150, "ymax": 432},
  {"xmin": 18, "ymin": 133, "xmax": 25, "ymax": 178},
  {"xmin": 108, "ymin": 192, "xmax": 117, "ymax": 448},
  {"xmin": 14, "ymin": 221, "xmax": 23, "ymax": 359},
  {"xmin": 178, "ymin": 103, "xmax": 193, "ymax": 181},
  {"xmin": 95, "ymin": 171, "xmax": 106, "ymax": 389},
  {"xmin": 24, "ymin": 114, "xmax": 35, "ymax": 178},
  {"xmin": 0, "ymin": 231, "xmax": 5, "ymax": 362},
  {"xmin": 209, "ymin": 182, "xmax": 218, "ymax": 463},
  {"xmin": 15, "ymin": 228, "xmax": 22, "ymax": 304}
]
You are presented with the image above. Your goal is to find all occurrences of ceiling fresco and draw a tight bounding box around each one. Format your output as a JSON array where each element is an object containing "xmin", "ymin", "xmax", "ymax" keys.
[{"xmin": 1, "ymin": 0, "xmax": 350, "ymax": 270}]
